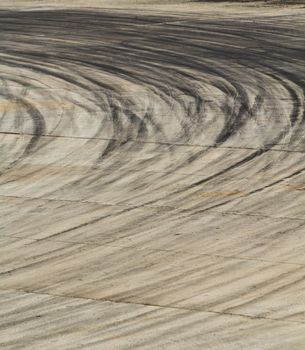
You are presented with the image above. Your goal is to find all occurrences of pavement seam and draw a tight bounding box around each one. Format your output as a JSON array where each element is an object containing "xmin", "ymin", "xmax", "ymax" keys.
[
  {"xmin": 0, "ymin": 193, "xmax": 304, "ymax": 222},
  {"xmin": 1, "ymin": 131, "xmax": 305, "ymax": 153},
  {"xmin": 0, "ymin": 287, "xmax": 304, "ymax": 325}
]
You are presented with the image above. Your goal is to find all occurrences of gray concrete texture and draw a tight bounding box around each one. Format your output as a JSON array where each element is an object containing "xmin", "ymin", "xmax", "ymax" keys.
[{"xmin": 0, "ymin": 1, "xmax": 305, "ymax": 349}]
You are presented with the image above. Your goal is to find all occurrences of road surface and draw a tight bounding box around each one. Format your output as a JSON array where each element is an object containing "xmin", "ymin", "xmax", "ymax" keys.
[{"xmin": 0, "ymin": 6, "xmax": 305, "ymax": 349}]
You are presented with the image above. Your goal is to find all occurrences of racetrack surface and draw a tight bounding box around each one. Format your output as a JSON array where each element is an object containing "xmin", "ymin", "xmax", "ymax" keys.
[{"xmin": 0, "ymin": 7, "xmax": 305, "ymax": 349}]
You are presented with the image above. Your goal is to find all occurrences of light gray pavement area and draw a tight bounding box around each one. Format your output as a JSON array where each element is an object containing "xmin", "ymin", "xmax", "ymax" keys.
[{"xmin": 0, "ymin": 2, "xmax": 305, "ymax": 349}]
